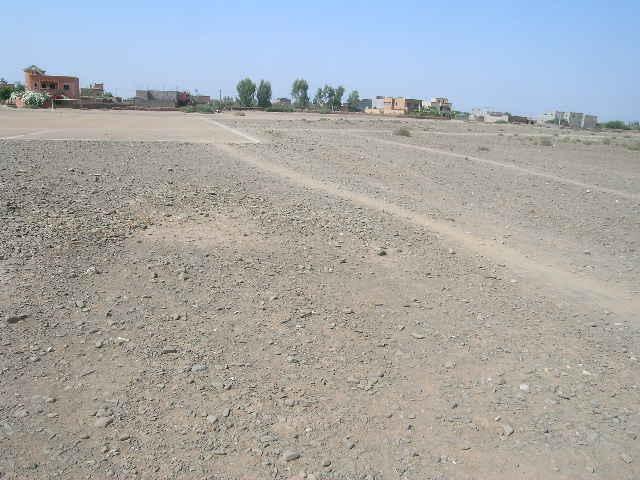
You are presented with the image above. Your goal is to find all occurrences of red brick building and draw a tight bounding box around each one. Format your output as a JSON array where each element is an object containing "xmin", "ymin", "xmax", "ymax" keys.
[{"xmin": 23, "ymin": 65, "xmax": 80, "ymax": 99}]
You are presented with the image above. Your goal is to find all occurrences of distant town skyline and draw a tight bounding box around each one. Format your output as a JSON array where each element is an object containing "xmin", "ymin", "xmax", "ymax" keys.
[{"xmin": 2, "ymin": 1, "xmax": 638, "ymax": 121}]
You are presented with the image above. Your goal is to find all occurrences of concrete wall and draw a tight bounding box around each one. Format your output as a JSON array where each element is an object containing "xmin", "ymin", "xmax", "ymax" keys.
[{"xmin": 135, "ymin": 90, "xmax": 178, "ymax": 107}]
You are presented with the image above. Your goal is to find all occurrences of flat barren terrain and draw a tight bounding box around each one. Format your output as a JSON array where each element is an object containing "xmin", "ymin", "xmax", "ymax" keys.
[{"xmin": 1, "ymin": 109, "xmax": 639, "ymax": 480}]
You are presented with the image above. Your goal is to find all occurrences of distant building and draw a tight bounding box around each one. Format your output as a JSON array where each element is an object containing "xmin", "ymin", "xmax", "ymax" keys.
[
  {"xmin": 273, "ymin": 97, "xmax": 291, "ymax": 105},
  {"xmin": 484, "ymin": 112, "xmax": 509, "ymax": 123},
  {"xmin": 81, "ymin": 82, "xmax": 105, "ymax": 97},
  {"xmin": 470, "ymin": 108, "xmax": 486, "ymax": 121},
  {"xmin": 471, "ymin": 108, "xmax": 534, "ymax": 124},
  {"xmin": 582, "ymin": 114, "xmax": 598, "ymax": 129},
  {"xmin": 540, "ymin": 111, "xmax": 598, "ymax": 129},
  {"xmin": 193, "ymin": 95, "xmax": 211, "ymax": 104},
  {"xmin": 429, "ymin": 97, "xmax": 452, "ymax": 115},
  {"xmin": 23, "ymin": 65, "xmax": 80, "ymax": 99},
  {"xmin": 357, "ymin": 98, "xmax": 372, "ymax": 111},
  {"xmin": 508, "ymin": 114, "xmax": 534, "ymax": 124},
  {"xmin": 371, "ymin": 96, "xmax": 385, "ymax": 110},
  {"xmin": 366, "ymin": 96, "xmax": 421, "ymax": 115},
  {"xmin": 385, "ymin": 97, "xmax": 421, "ymax": 114}
]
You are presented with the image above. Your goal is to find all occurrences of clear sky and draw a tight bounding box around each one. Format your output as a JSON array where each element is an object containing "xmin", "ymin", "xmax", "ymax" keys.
[{"xmin": 2, "ymin": 1, "xmax": 638, "ymax": 120}]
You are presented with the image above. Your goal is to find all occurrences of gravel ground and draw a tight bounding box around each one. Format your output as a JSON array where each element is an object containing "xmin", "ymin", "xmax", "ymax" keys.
[{"xmin": 1, "ymin": 111, "xmax": 639, "ymax": 480}]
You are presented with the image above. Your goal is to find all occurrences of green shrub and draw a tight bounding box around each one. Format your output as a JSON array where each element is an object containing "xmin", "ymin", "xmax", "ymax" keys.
[
  {"xmin": 393, "ymin": 128, "xmax": 411, "ymax": 137},
  {"xmin": 195, "ymin": 103, "xmax": 216, "ymax": 113},
  {"xmin": 0, "ymin": 86, "xmax": 13, "ymax": 101},
  {"xmin": 602, "ymin": 120, "xmax": 629, "ymax": 130},
  {"xmin": 626, "ymin": 142, "xmax": 640, "ymax": 151},
  {"xmin": 478, "ymin": 146, "xmax": 490, "ymax": 152},
  {"xmin": 602, "ymin": 138, "xmax": 612, "ymax": 145},
  {"xmin": 539, "ymin": 137, "xmax": 554, "ymax": 146},
  {"xmin": 265, "ymin": 103, "xmax": 294, "ymax": 112}
]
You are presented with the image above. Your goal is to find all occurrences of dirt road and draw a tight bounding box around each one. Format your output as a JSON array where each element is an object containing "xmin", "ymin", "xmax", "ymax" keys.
[{"xmin": 1, "ymin": 109, "xmax": 638, "ymax": 480}]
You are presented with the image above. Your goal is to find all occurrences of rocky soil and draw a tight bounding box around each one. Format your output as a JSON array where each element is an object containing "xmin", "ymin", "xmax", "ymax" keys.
[{"xmin": 1, "ymin": 113, "xmax": 639, "ymax": 480}]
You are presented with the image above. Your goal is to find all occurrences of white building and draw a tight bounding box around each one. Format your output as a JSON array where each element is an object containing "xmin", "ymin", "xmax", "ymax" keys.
[{"xmin": 540, "ymin": 111, "xmax": 598, "ymax": 129}]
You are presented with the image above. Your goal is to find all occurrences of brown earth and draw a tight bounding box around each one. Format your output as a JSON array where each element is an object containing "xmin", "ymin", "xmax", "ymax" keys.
[{"xmin": 1, "ymin": 109, "xmax": 639, "ymax": 480}]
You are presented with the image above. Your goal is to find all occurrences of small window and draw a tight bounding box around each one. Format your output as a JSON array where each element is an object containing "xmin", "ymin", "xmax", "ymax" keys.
[{"xmin": 63, "ymin": 84, "xmax": 69, "ymax": 91}]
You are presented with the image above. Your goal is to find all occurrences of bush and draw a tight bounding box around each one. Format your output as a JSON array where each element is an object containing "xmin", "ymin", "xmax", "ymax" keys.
[
  {"xmin": 10, "ymin": 89, "xmax": 50, "ymax": 107},
  {"xmin": 0, "ymin": 86, "xmax": 13, "ymax": 101},
  {"xmin": 602, "ymin": 120, "xmax": 629, "ymax": 130},
  {"xmin": 539, "ymin": 137, "xmax": 554, "ymax": 146},
  {"xmin": 602, "ymin": 138, "xmax": 612, "ymax": 145},
  {"xmin": 394, "ymin": 128, "xmax": 411, "ymax": 137},
  {"xmin": 195, "ymin": 103, "xmax": 216, "ymax": 113},
  {"xmin": 265, "ymin": 103, "xmax": 294, "ymax": 113},
  {"xmin": 478, "ymin": 146, "xmax": 490, "ymax": 152},
  {"xmin": 626, "ymin": 142, "xmax": 640, "ymax": 151}
]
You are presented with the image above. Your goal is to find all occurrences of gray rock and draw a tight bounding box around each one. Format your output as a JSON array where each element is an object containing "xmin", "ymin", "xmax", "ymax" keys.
[
  {"xmin": 13, "ymin": 409, "xmax": 29, "ymax": 418},
  {"xmin": 191, "ymin": 364, "xmax": 207, "ymax": 373},
  {"xmin": 6, "ymin": 314, "xmax": 29, "ymax": 324},
  {"xmin": 322, "ymin": 459, "xmax": 332, "ymax": 467},
  {"xmin": 222, "ymin": 408, "xmax": 231, "ymax": 417},
  {"xmin": 501, "ymin": 424, "xmax": 514, "ymax": 436},
  {"xmin": 621, "ymin": 453, "xmax": 632, "ymax": 464},
  {"xmin": 282, "ymin": 450, "xmax": 301, "ymax": 462},
  {"xmin": 95, "ymin": 416, "xmax": 113, "ymax": 428},
  {"xmin": 206, "ymin": 415, "xmax": 219, "ymax": 424}
]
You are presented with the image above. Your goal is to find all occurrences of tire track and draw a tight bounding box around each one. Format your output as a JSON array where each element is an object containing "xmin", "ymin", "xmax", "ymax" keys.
[{"xmin": 216, "ymin": 142, "xmax": 639, "ymax": 317}]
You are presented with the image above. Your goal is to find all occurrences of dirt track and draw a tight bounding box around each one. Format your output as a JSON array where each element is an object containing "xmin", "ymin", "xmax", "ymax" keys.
[{"xmin": 1, "ymin": 109, "xmax": 639, "ymax": 480}]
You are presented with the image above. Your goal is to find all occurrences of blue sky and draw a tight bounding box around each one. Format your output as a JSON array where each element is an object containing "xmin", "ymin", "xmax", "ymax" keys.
[{"xmin": 2, "ymin": 1, "xmax": 638, "ymax": 120}]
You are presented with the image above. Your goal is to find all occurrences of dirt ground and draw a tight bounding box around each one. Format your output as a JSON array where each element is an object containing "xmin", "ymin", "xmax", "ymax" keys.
[{"xmin": 1, "ymin": 108, "xmax": 639, "ymax": 480}]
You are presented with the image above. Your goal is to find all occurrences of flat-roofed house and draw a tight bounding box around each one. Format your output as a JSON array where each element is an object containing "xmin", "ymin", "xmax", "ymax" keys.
[{"xmin": 24, "ymin": 65, "xmax": 80, "ymax": 99}]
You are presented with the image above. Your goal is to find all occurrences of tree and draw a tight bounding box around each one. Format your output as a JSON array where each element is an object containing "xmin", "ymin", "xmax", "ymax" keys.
[
  {"xmin": 236, "ymin": 78, "xmax": 256, "ymax": 107},
  {"xmin": 291, "ymin": 78, "xmax": 309, "ymax": 108},
  {"xmin": 346, "ymin": 90, "xmax": 360, "ymax": 111},
  {"xmin": 332, "ymin": 86, "xmax": 345, "ymax": 111},
  {"xmin": 256, "ymin": 80, "xmax": 272, "ymax": 108},
  {"xmin": 14, "ymin": 82, "xmax": 25, "ymax": 93},
  {"xmin": 313, "ymin": 87, "xmax": 324, "ymax": 106},
  {"xmin": 322, "ymin": 85, "xmax": 335, "ymax": 109}
]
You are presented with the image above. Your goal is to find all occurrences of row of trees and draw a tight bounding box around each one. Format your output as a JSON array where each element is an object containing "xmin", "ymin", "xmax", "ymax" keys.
[
  {"xmin": 236, "ymin": 78, "xmax": 273, "ymax": 108},
  {"xmin": 234, "ymin": 77, "xmax": 361, "ymax": 111}
]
